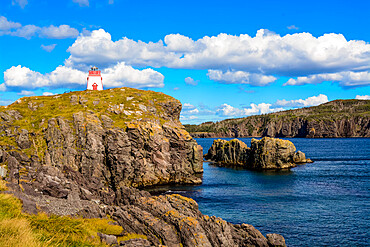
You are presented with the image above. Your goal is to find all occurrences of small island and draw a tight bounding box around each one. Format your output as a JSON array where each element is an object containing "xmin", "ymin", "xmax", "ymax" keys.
[{"xmin": 205, "ymin": 137, "xmax": 313, "ymax": 170}]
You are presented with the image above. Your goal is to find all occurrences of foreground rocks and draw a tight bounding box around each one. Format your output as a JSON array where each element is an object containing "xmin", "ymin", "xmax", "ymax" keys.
[
  {"xmin": 205, "ymin": 137, "xmax": 312, "ymax": 169},
  {"xmin": 0, "ymin": 88, "xmax": 286, "ymax": 247}
]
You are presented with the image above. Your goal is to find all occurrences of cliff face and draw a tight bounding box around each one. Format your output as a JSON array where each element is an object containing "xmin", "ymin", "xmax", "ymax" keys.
[
  {"xmin": 0, "ymin": 88, "xmax": 203, "ymax": 191},
  {"xmin": 0, "ymin": 88, "xmax": 285, "ymax": 246},
  {"xmin": 205, "ymin": 138, "xmax": 312, "ymax": 169},
  {"xmin": 186, "ymin": 100, "xmax": 370, "ymax": 138}
]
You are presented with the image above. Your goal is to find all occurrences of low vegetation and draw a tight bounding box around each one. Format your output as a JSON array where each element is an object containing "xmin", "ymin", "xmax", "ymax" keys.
[{"xmin": 0, "ymin": 179, "xmax": 125, "ymax": 247}]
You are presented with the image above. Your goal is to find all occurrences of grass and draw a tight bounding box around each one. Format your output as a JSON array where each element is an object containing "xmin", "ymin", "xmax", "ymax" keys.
[{"xmin": 0, "ymin": 179, "xmax": 131, "ymax": 247}]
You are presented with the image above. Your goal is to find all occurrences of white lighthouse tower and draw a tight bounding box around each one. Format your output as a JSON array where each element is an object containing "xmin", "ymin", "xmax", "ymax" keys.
[{"xmin": 87, "ymin": 66, "xmax": 103, "ymax": 90}]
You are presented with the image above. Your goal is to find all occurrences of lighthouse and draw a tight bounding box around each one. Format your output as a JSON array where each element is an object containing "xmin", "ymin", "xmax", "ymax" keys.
[{"xmin": 87, "ymin": 66, "xmax": 103, "ymax": 90}]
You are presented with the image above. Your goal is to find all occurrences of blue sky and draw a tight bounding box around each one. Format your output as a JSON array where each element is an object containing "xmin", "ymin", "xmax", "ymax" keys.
[{"xmin": 1, "ymin": 0, "xmax": 369, "ymax": 124}]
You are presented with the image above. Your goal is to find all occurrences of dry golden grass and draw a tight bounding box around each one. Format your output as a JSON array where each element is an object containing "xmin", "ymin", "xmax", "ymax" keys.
[
  {"xmin": 0, "ymin": 218, "xmax": 40, "ymax": 247},
  {"xmin": 0, "ymin": 181, "xmax": 128, "ymax": 247}
]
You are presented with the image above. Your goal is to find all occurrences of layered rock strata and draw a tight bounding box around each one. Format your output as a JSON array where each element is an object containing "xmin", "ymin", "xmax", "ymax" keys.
[
  {"xmin": 205, "ymin": 137, "xmax": 312, "ymax": 169},
  {"xmin": 0, "ymin": 88, "xmax": 286, "ymax": 247}
]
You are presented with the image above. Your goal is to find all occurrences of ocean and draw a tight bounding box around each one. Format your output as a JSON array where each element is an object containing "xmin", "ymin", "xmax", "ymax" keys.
[{"xmin": 154, "ymin": 138, "xmax": 370, "ymax": 246}]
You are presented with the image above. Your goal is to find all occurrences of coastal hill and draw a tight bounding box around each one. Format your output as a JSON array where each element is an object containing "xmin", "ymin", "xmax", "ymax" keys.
[
  {"xmin": 0, "ymin": 88, "xmax": 285, "ymax": 246},
  {"xmin": 185, "ymin": 99, "xmax": 370, "ymax": 138}
]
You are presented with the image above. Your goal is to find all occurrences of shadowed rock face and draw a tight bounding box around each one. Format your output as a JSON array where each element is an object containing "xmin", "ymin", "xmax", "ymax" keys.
[
  {"xmin": 205, "ymin": 137, "xmax": 312, "ymax": 169},
  {"xmin": 0, "ymin": 88, "xmax": 286, "ymax": 247}
]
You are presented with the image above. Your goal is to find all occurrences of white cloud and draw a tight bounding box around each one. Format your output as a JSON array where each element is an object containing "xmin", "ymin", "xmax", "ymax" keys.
[
  {"xmin": 102, "ymin": 62, "xmax": 164, "ymax": 88},
  {"xmin": 41, "ymin": 44, "xmax": 57, "ymax": 52},
  {"xmin": 207, "ymin": 70, "xmax": 276, "ymax": 86},
  {"xmin": 17, "ymin": 90, "xmax": 34, "ymax": 96},
  {"xmin": 73, "ymin": 0, "xmax": 89, "ymax": 7},
  {"xmin": 12, "ymin": 0, "xmax": 28, "ymax": 8},
  {"xmin": 43, "ymin": 92, "xmax": 56, "ymax": 96},
  {"xmin": 180, "ymin": 115, "xmax": 198, "ymax": 120},
  {"xmin": 184, "ymin": 77, "xmax": 198, "ymax": 86},
  {"xmin": 2, "ymin": 63, "xmax": 164, "ymax": 91},
  {"xmin": 10, "ymin": 25, "xmax": 40, "ymax": 39},
  {"xmin": 40, "ymin": 25, "xmax": 79, "ymax": 39},
  {"xmin": 287, "ymin": 25, "xmax": 299, "ymax": 30},
  {"xmin": 216, "ymin": 103, "xmax": 283, "ymax": 117},
  {"xmin": 164, "ymin": 34, "xmax": 195, "ymax": 52},
  {"xmin": 0, "ymin": 100, "xmax": 13, "ymax": 106},
  {"xmin": 183, "ymin": 103, "xmax": 196, "ymax": 110},
  {"xmin": 67, "ymin": 29, "xmax": 176, "ymax": 68},
  {"xmin": 285, "ymin": 71, "xmax": 370, "ymax": 87},
  {"xmin": 0, "ymin": 16, "xmax": 21, "ymax": 30},
  {"xmin": 1, "ymin": 16, "xmax": 80, "ymax": 39},
  {"xmin": 108, "ymin": 0, "xmax": 114, "ymax": 4},
  {"xmin": 275, "ymin": 94, "xmax": 329, "ymax": 108},
  {"xmin": 67, "ymin": 29, "xmax": 370, "ymax": 75},
  {"xmin": 355, "ymin": 95, "xmax": 370, "ymax": 100},
  {"xmin": 3, "ymin": 65, "xmax": 49, "ymax": 89},
  {"xmin": 65, "ymin": 29, "xmax": 370, "ymax": 88}
]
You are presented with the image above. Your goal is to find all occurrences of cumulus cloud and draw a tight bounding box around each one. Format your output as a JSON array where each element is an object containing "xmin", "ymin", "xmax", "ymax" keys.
[
  {"xmin": 207, "ymin": 70, "xmax": 276, "ymax": 86},
  {"xmin": 102, "ymin": 62, "xmax": 164, "ymax": 88},
  {"xmin": 180, "ymin": 115, "xmax": 198, "ymax": 121},
  {"xmin": 1, "ymin": 16, "xmax": 80, "ymax": 39},
  {"xmin": 17, "ymin": 90, "xmax": 34, "ymax": 96},
  {"xmin": 355, "ymin": 95, "xmax": 370, "ymax": 100},
  {"xmin": 183, "ymin": 103, "xmax": 196, "ymax": 110},
  {"xmin": 40, "ymin": 25, "xmax": 79, "ymax": 39},
  {"xmin": 0, "ymin": 16, "xmax": 21, "ymax": 30},
  {"xmin": 64, "ymin": 29, "xmax": 370, "ymax": 88},
  {"xmin": 3, "ymin": 65, "xmax": 50, "ymax": 90},
  {"xmin": 164, "ymin": 34, "xmax": 195, "ymax": 52},
  {"xmin": 275, "ymin": 94, "xmax": 329, "ymax": 108},
  {"xmin": 41, "ymin": 44, "xmax": 57, "ymax": 52},
  {"xmin": 67, "ymin": 29, "xmax": 176, "ymax": 68},
  {"xmin": 1, "ymin": 63, "xmax": 164, "ymax": 91},
  {"xmin": 67, "ymin": 29, "xmax": 370, "ymax": 74},
  {"xmin": 42, "ymin": 92, "xmax": 56, "ymax": 96},
  {"xmin": 12, "ymin": 0, "xmax": 28, "ymax": 8},
  {"xmin": 216, "ymin": 103, "xmax": 284, "ymax": 117},
  {"xmin": 284, "ymin": 71, "xmax": 370, "ymax": 87},
  {"xmin": 10, "ymin": 25, "xmax": 40, "ymax": 39},
  {"xmin": 184, "ymin": 77, "xmax": 198, "ymax": 86},
  {"xmin": 73, "ymin": 0, "xmax": 89, "ymax": 7}
]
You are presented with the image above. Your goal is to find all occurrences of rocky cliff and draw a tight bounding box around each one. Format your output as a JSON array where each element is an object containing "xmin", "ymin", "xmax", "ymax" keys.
[
  {"xmin": 205, "ymin": 138, "xmax": 312, "ymax": 169},
  {"xmin": 0, "ymin": 88, "xmax": 286, "ymax": 246},
  {"xmin": 185, "ymin": 100, "xmax": 370, "ymax": 138}
]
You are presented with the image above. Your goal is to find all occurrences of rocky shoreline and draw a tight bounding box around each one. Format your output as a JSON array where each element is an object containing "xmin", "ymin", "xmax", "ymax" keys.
[{"xmin": 0, "ymin": 88, "xmax": 287, "ymax": 246}]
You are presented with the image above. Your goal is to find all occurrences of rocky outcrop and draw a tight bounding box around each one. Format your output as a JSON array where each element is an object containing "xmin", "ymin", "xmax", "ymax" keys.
[
  {"xmin": 0, "ymin": 88, "xmax": 202, "ymax": 189},
  {"xmin": 205, "ymin": 137, "xmax": 312, "ymax": 169},
  {"xmin": 0, "ymin": 88, "xmax": 286, "ymax": 247},
  {"xmin": 186, "ymin": 100, "xmax": 370, "ymax": 138}
]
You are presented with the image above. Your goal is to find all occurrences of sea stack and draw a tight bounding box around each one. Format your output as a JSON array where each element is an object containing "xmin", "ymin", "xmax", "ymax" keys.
[{"xmin": 205, "ymin": 137, "xmax": 313, "ymax": 169}]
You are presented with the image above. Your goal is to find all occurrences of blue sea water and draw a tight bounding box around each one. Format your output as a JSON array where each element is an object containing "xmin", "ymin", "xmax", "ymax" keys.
[{"xmin": 161, "ymin": 138, "xmax": 370, "ymax": 246}]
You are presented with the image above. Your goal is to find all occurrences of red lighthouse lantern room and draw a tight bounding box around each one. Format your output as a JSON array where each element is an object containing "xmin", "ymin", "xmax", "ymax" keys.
[{"xmin": 87, "ymin": 66, "xmax": 103, "ymax": 91}]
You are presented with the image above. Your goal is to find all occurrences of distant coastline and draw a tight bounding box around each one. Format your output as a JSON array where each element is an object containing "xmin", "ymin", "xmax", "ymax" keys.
[{"xmin": 185, "ymin": 99, "xmax": 370, "ymax": 138}]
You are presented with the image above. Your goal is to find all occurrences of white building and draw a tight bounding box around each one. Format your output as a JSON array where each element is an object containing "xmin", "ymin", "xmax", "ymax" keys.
[{"xmin": 87, "ymin": 66, "xmax": 103, "ymax": 90}]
